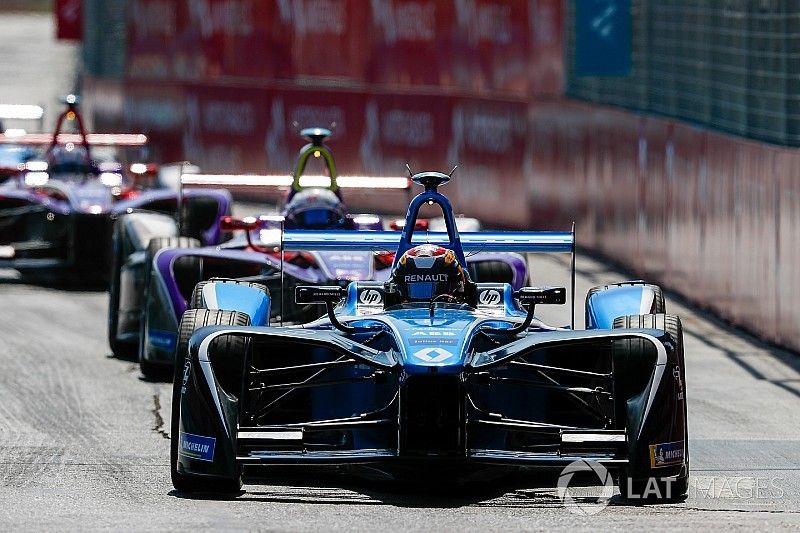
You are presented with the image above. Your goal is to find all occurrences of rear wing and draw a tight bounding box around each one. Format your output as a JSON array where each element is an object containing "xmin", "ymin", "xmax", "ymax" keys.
[
  {"xmin": 280, "ymin": 229, "xmax": 572, "ymax": 253},
  {"xmin": 0, "ymin": 133, "xmax": 148, "ymax": 146},
  {"xmin": 281, "ymin": 226, "xmax": 578, "ymax": 328},
  {"xmin": 180, "ymin": 173, "xmax": 410, "ymax": 191}
]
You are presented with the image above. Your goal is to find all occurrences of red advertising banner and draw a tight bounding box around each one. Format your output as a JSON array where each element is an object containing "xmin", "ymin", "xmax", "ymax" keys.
[
  {"xmin": 56, "ymin": 0, "xmax": 83, "ymax": 41},
  {"xmin": 124, "ymin": 0, "xmax": 548, "ymax": 97},
  {"xmin": 529, "ymin": 0, "xmax": 563, "ymax": 96}
]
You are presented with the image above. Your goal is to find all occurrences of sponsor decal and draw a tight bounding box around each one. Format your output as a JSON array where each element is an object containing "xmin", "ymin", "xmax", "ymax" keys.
[
  {"xmin": 148, "ymin": 329, "xmax": 177, "ymax": 352},
  {"xmin": 358, "ymin": 289, "xmax": 383, "ymax": 306},
  {"xmin": 673, "ymin": 366, "xmax": 684, "ymax": 400},
  {"xmin": 181, "ymin": 360, "xmax": 191, "ymax": 394},
  {"xmin": 478, "ymin": 289, "xmax": 502, "ymax": 306},
  {"xmin": 411, "ymin": 330, "xmax": 457, "ymax": 337},
  {"xmin": 409, "ymin": 338, "xmax": 458, "ymax": 346},
  {"xmin": 409, "ymin": 330, "xmax": 459, "ymax": 345},
  {"xmin": 413, "ymin": 347, "xmax": 454, "ymax": 363},
  {"xmin": 404, "ymin": 274, "xmax": 448, "ymax": 282},
  {"xmin": 649, "ymin": 441, "xmax": 684, "ymax": 468},
  {"xmin": 179, "ymin": 432, "xmax": 216, "ymax": 462}
]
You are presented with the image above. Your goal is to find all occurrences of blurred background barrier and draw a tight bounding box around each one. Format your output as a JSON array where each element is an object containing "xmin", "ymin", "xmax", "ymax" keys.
[
  {"xmin": 74, "ymin": 0, "xmax": 800, "ymax": 350},
  {"xmin": 528, "ymin": 100, "xmax": 800, "ymax": 351}
]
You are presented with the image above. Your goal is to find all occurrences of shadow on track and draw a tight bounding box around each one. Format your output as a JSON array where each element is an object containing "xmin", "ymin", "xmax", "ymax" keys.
[
  {"xmin": 166, "ymin": 467, "xmax": 669, "ymax": 510},
  {"xmin": 0, "ymin": 268, "xmax": 107, "ymax": 292}
]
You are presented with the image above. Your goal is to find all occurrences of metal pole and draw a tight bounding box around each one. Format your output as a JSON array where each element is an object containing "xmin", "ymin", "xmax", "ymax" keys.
[
  {"xmin": 280, "ymin": 218, "xmax": 284, "ymax": 327},
  {"xmin": 571, "ymin": 221, "xmax": 576, "ymax": 330}
]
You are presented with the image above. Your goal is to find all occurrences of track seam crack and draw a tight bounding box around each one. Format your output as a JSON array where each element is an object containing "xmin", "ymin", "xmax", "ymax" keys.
[{"xmin": 151, "ymin": 393, "xmax": 169, "ymax": 440}]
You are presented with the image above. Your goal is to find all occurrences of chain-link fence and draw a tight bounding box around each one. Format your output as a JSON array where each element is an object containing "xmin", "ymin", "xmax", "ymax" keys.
[{"xmin": 567, "ymin": 1, "xmax": 800, "ymax": 146}]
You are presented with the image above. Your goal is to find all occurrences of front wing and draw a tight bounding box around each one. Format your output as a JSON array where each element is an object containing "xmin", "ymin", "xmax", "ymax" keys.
[{"xmin": 175, "ymin": 326, "xmax": 686, "ymax": 482}]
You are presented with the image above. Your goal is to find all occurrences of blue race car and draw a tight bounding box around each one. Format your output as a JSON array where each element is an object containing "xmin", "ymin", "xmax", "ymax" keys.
[{"xmin": 170, "ymin": 170, "xmax": 689, "ymax": 501}]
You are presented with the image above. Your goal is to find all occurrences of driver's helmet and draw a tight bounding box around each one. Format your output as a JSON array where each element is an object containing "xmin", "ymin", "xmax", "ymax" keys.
[
  {"xmin": 391, "ymin": 244, "xmax": 467, "ymax": 302},
  {"xmin": 47, "ymin": 144, "xmax": 92, "ymax": 175},
  {"xmin": 284, "ymin": 188, "xmax": 347, "ymax": 229}
]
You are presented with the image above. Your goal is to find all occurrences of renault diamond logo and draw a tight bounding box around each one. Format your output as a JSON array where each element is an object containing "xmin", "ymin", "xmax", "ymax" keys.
[{"xmin": 413, "ymin": 347, "xmax": 453, "ymax": 363}]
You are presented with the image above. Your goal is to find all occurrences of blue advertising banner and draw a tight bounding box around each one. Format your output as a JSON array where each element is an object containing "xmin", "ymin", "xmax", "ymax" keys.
[{"xmin": 574, "ymin": 0, "xmax": 631, "ymax": 76}]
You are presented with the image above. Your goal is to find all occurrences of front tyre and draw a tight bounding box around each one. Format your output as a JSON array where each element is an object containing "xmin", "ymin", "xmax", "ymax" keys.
[
  {"xmin": 170, "ymin": 308, "xmax": 249, "ymax": 493},
  {"xmin": 108, "ymin": 219, "xmax": 136, "ymax": 358},
  {"xmin": 139, "ymin": 236, "xmax": 201, "ymax": 380},
  {"xmin": 614, "ymin": 313, "xmax": 689, "ymax": 501}
]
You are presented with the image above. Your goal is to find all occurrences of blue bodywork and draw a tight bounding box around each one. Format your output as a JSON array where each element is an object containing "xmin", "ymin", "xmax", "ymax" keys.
[
  {"xmin": 585, "ymin": 284, "xmax": 656, "ymax": 329},
  {"xmin": 202, "ymin": 282, "xmax": 271, "ymax": 326}
]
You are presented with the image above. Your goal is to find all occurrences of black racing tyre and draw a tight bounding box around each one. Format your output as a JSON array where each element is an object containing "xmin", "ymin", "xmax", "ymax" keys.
[
  {"xmin": 145, "ymin": 237, "xmax": 202, "ymax": 266},
  {"xmin": 467, "ymin": 260, "xmax": 515, "ymax": 284},
  {"xmin": 108, "ymin": 219, "xmax": 136, "ymax": 358},
  {"xmin": 190, "ymin": 279, "xmax": 270, "ymax": 310},
  {"xmin": 139, "ymin": 236, "xmax": 202, "ymax": 380},
  {"xmin": 586, "ymin": 282, "xmax": 665, "ymax": 315},
  {"xmin": 170, "ymin": 309, "xmax": 249, "ymax": 493},
  {"xmin": 614, "ymin": 313, "xmax": 689, "ymax": 501}
]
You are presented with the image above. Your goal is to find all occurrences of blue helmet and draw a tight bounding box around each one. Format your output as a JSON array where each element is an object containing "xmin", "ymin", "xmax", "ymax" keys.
[{"xmin": 284, "ymin": 189, "xmax": 347, "ymax": 229}]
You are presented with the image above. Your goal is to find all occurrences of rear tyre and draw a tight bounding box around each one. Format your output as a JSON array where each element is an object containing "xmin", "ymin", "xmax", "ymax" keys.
[
  {"xmin": 467, "ymin": 260, "xmax": 515, "ymax": 285},
  {"xmin": 108, "ymin": 219, "xmax": 136, "ymax": 358},
  {"xmin": 139, "ymin": 237, "xmax": 201, "ymax": 380},
  {"xmin": 614, "ymin": 313, "xmax": 689, "ymax": 501},
  {"xmin": 170, "ymin": 309, "xmax": 249, "ymax": 493}
]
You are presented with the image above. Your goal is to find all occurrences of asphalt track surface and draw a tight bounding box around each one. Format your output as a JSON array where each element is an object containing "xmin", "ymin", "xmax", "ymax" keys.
[
  {"xmin": 1, "ymin": 251, "xmax": 800, "ymax": 530},
  {"xmin": 2, "ymin": 11, "xmax": 800, "ymax": 533}
]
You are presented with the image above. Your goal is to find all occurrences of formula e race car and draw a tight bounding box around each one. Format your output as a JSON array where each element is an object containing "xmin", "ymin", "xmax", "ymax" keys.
[
  {"xmin": 170, "ymin": 170, "xmax": 689, "ymax": 501},
  {"xmin": 112, "ymin": 128, "xmax": 527, "ymax": 376},
  {"xmin": 0, "ymin": 96, "xmax": 231, "ymax": 285},
  {"xmin": 0, "ymin": 103, "xmax": 44, "ymax": 183}
]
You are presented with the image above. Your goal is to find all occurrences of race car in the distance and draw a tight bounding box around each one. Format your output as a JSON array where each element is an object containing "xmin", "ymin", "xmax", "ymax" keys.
[
  {"xmin": 0, "ymin": 95, "xmax": 231, "ymax": 286},
  {"xmin": 170, "ymin": 170, "xmax": 689, "ymax": 501},
  {"xmin": 109, "ymin": 127, "xmax": 528, "ymax": 376},
  {"xmin": 0, "ymin": 103, "xmax": 44, "ymax": 182}
]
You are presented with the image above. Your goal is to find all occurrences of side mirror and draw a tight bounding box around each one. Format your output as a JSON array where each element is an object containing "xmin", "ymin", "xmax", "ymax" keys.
[
  {"xmin": 220, "ymin": 216, "xmax": 260, "ymax": 232},
  {"xmin": 296, "ymin": 285, "xmax": 373, "ymax": 334},
  {"xmin": 484, "ymin": 287, "xmax": 566, "ymax": 336},
  {"xmin": 295, "ymin": 285, "xmax": 346, "ymax": 305},
  {"xmin": 516, "ymin": 286, "xmax": 567, "ymax": 307}
]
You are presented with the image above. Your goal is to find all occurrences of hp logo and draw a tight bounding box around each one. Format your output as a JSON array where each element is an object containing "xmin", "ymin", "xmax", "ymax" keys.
[
  {"xmin": 478, "ymin": 290, "xmax": 502, "ymax": 306},
  {"xmin": 359, "ymin": 289, "xmax": 383, "ymax": 305}
]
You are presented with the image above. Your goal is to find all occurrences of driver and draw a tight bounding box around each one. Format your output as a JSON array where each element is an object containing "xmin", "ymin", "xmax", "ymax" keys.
[
  {"xmin": 47, "ymin": 144, "xmax": 93, "ymax": 176},
  {"xmin": 390, "ymin": 244, "xmax": 468, "ymax": 303},
  {"xmin": 284, "ymin": 189, "xmax": 347, "ymax": 230}
]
